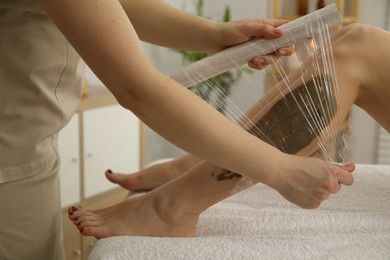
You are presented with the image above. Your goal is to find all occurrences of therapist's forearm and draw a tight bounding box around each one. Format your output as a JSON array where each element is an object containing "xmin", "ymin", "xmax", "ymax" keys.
[
  {"xmin": 119, "ymin": 0, "xmax": 219, "ymax": 53},
  {"xmin": 40, "ymin": 0, "xmax": 284, "ymax": 186}
]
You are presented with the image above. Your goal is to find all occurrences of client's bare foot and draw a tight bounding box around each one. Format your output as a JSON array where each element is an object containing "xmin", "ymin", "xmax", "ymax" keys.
[
  {"xmin": 106, "ymin": 155, "xmax": 201, "ymax": 191},
  {"xmin": 68, "ymin": 190, "xmax": 199, "ymax": 238},
  {"xmin": 105, "ymin": 167, "xmax": 171, "ymax": 192}
]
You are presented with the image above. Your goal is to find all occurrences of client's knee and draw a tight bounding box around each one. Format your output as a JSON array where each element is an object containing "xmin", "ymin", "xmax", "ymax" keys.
[
  {"xmin": 332, "ymin": 23, "xmax": 376, "ymax": 67},
  {"xmin": 339, "ymin": 23, "xmax": 375, "ymax": 39},
  {"xmin": 338, "ymin": 23, "xmax": 371, "ymax": 37},
  {"xmin": 334, "ymin": 24, "xmax": 376, "ymax": 53}
]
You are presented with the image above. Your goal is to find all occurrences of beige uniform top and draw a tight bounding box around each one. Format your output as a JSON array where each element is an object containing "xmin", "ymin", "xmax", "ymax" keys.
[{"xmin": 0, "ymin": 1, "xmax": 84, "ymax": 183}]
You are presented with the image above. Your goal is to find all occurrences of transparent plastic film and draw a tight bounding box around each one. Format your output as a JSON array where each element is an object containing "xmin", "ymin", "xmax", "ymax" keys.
[
  {"xmin": 235, "ymin": 21, "xmax": 351, "ymax": 194},
  {"xmin": 168, "ymin": 5, "xmax": 351, "ymax": 195},
  {"xmin": 168, "ymin": 4, "xmax": 341, "ymax": 88},
  {"xmin": 240, "ymin": 22, "xmax": 350, "ymax": 163}
]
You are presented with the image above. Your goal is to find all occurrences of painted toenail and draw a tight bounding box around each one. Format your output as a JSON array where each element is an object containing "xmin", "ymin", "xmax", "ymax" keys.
[{"xmin": 106, "ymin": 169, "xmax": 113, "ymax": 174}]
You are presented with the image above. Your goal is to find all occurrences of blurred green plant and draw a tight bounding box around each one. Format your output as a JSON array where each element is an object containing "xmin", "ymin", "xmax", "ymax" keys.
[{"xmin": 175, "ymin": 0, "xmax": 251, "ymax": 114}]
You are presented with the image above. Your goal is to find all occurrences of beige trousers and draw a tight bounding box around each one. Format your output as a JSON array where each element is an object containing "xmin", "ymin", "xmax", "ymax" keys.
[{"xmin": 0, "ymin": 159, "xmax": 64, "ymax": 260}]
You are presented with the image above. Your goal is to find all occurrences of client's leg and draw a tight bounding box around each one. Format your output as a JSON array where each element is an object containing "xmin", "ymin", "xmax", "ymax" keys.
[
  {"xmin": 69, "ymin": 23, "xmax": 388, "ymax": 238},
  {"xmin": 70, "ymin": 162, "xmax": 243, "ymax": 238},
  {"xmin": 331, "ymin": 24, "xmax": 390, "ymax": 132}
]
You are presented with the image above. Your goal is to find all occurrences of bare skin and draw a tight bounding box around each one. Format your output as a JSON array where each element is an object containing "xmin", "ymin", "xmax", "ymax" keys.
[
  {"xmin": 105, "ymin": 154, "xmax": 202, "ymax": 192},
  {"xmin": 66, "ymin": 24, "xmax": 390, "ymax": 239},
  {"xmin": 70, "ymin": 162, "xmax": 240, "ymax": 237}
]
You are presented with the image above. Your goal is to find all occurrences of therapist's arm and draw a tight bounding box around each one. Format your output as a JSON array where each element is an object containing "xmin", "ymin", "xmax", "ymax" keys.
[
  {"xmin": 118, "ymin": 0, "xmax": 288, "ymax": 54},
  {"xmin": 40, "ymin": 0, "xmax": 284, "ymax": 182}
]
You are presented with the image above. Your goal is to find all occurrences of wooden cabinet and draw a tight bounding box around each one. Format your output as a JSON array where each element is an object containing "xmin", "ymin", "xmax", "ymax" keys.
[
  {"xmin": 273, "ymin": 0, "xmax": 359, "ymax": 26},
  {"xmin": 83, "ymin": 105, "xmax": 140, "ymax": 198},
  {"xmin": 59, "ymin": 114, "xmax": 81, "ymax": 208},
  {"xmin": 58, "ymin": 86, "xmax": 143, "ymax": 260}
]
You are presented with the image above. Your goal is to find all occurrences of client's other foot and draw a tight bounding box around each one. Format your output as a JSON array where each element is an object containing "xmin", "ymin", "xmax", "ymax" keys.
[
  {"xmin": 106, "ymin": 155, "xmax": 201, "ymax": 191},
  {"xmin": 68, "ymin": 190, "xmax": 199, "ymax": 238}
]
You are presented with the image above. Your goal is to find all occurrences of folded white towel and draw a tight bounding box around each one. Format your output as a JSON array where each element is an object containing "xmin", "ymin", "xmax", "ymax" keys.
[{"xmin": 89, "ymin": 164, "xmax": 390, "ymax": 260}]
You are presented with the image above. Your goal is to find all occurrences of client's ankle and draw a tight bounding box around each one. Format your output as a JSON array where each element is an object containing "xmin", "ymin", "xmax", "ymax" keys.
[{"xmin": 151, "ymin": 191, "xmax": 199, "ymax": 237}]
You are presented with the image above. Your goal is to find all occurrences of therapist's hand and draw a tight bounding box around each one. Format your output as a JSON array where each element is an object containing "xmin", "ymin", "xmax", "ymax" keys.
[
  {"xmin": 212, "ymin": 19, "xmax": 293, "ymax": 69},
  {"xmin": 269, "ymin": 155, "xmax": 355, "ymax": 209}
]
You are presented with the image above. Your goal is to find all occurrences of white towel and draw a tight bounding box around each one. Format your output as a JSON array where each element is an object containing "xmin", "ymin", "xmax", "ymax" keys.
[{"xmin": 89, "ymin": 164, "xmax": 390, "ymax": 260}]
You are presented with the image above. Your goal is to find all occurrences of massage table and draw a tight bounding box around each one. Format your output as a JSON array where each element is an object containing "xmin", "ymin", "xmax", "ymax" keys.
[{"xmin": 89, "ymin": 164, "xmax": 390, "ymax": 259}]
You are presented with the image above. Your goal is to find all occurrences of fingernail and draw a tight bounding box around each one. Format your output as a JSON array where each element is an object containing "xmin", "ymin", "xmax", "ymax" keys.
[
  {"xmin": 344, "ymin": 163, "xmax": 355, "ymax": 170},
  {"xmin": 278, "ymin": 50, "xmax": 288, "ymax": 56},
  {"xmin": 273, "ymin": 28, "xmax": 283, "ymax": 35},
  {"xmin": 106, "ymin": 169, "xmax": 113, "ymax": 174},
  {"xmin": 69, "ymin": 206, "xmax": 78, "ymax": 214}
]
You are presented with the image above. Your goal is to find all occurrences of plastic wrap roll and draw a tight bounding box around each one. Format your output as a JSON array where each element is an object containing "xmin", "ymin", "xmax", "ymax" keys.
[{"xmin": 168, "ymin": 4, "xmax": 341, "ymax": 88}]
